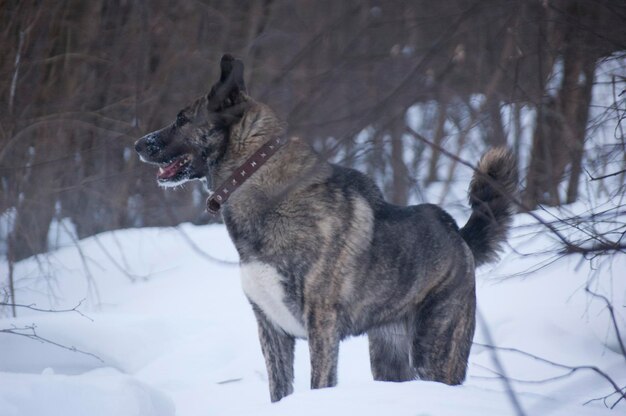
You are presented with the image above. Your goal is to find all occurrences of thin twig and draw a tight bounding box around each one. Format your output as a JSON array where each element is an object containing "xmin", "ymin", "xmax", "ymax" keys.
[
  {"xmin": 0, "ymin": 324, "xmax": 103, "ymax": 363},
  {"xmin": 476, "ymin": 311, "xmax": 526, "ymax": 416},
  {"xmin": 475, "ymin": 342, "xmax": 626, "ymax": 408},
  {"xmin": 92, "ymin": 234, "xmax": 149, "ymax": 281},
  {"xmin": 473, "ymin": 361, "xmax": 578, "ymax": 384},
  {"xmin": 585, "ymin": 287, "xmax": 626, "ymax": 360},
  {"xmin": 583, "ymin": 385, "xmax": 626, "ymax": 408},
  {"xmin": 59, "ymin": 219, "xmax": 101, "ymax": 304},
  {"xmin": 585, "ymin": 168, "xmax": 626, "ymax": 181},
  {"xmin": 172, "ymin": 225, "xmax": 239, "ymax": 267},
  {"xmin": 0, "ymin": 299, "xmax": 93, "ymax": 321}
]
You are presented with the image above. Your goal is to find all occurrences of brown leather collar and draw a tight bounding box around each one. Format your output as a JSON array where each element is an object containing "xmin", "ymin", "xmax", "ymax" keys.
[{"xmin": 206, "ymin": 136, "xmax": 286, "ymax": 215}]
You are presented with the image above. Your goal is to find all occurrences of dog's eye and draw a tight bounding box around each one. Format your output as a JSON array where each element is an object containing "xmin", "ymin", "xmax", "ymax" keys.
[
  {"xmin": 201, "ymin": 127, "xmax": 220, "ymax": 141},
  {"xmin": 176, "ymin": 112, "xmax": 188, "ymax": 127}
]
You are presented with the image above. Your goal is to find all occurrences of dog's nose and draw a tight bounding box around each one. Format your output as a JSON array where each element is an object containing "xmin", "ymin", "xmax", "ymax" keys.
[{"xmin": 134, "ymin": 138, "xmax": 145, "ymax": 154}]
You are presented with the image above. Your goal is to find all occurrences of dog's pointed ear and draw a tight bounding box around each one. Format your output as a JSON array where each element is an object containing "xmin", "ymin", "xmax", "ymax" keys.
[
  {"xmin": 219, "ymin": 54, "xmax": 246, "ymax": 92},
  {"xmin": 207, "ymin": 54, "xmax": 247, "ymax": 118}
]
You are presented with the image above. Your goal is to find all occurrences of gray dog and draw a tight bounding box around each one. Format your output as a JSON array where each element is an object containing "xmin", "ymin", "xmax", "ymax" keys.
[{"xmin": 135, "ymin": 54, "xmax": 517, "ymax": 402}]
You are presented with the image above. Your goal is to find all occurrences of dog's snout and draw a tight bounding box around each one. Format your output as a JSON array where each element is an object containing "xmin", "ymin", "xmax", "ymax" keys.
[
  {"xmin": 134, "ymin": 138, "xmax": 146, "ymax": 154},
  {"xmin": 135, "ymin": 133, "xmax": 160, "ymax": 157}
]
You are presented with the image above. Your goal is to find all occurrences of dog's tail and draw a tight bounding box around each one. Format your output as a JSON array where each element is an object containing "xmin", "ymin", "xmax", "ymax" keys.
[{"xmin": 460, "ymin": 148, "xmax": 518, "ymax": 267}]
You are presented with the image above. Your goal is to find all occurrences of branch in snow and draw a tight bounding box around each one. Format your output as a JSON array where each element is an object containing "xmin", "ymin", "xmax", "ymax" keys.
[
  {"xmin": 585, "ymin": 287, "xmax": 626, "ymax": 361},
  {"xmin": 474, "ymin": 342, "xmax": 626, "ymax": 409},
  {"xmin": 0, "ymin": 298, "xmax": 93, "ymax": 322},
  {"xmin": 160, "ymin": 197, "xmax": 239, "ymax": 266},
  {"xmin": 0, "ymin": 323, "xmax": 103, "ymax": 363},
  {"xmin": 584, "ymin": 385, "xmax": 626, "ymax": 409},
  {"xmin": 476, "ymin": 311, "xmax": 526, "ymax": 416},
  {"xmin": 0, "ymin": 297, "xmax": 101, "ymax": 362},
  {"xmin": 473, "ymin": 362, "xmax": 579, "ymax": 385}
]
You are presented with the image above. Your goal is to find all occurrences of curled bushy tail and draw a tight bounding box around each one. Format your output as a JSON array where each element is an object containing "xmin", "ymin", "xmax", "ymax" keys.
[{"xmin": 460, "ymin": 148, "xmax": 518, "ymax": 267}]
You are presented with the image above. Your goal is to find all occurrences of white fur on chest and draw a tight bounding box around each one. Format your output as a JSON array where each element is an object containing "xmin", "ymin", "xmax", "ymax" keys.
[{"xmin": 240, "ymin": 262, "xmax": 307, "ymax": 338}]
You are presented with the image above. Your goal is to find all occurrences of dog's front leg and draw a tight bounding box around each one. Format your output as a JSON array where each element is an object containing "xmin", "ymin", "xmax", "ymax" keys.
[
  {"xmin": 306, "ymin": 306, "xmax": 340, "ymax": 389},
  {"xmin": 252, "ymin": 305, "xmax": 295, "ymax": 402}
]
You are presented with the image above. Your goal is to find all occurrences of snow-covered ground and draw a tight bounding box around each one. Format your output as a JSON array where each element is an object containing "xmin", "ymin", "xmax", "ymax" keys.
[{"xmin": 1, "ymin": 204, "xmax": 625, "ymax": 415}]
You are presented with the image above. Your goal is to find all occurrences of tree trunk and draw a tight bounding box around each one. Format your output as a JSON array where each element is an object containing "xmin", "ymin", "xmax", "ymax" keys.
[
  {"xmin": 426, "ymin": 100, "xmax": 448, "ymax": 185},
  {"xmin": 564, "ymin": 54, "xmax": 596, "ymax": 204},
  {"xmin": 390, "ymin": 114, "xmax": 409, "ymax": 205},
  {"xmin": 523, "ymin": 0, "xmax": 599, "ymax": 209},
  {"xmin": 524, "ymin": 97, "xmax": 565, "ymax": 208}
]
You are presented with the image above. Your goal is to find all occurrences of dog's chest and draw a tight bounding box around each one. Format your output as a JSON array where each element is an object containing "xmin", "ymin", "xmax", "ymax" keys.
[{"xmin": 240, "ymin": 262, "xmax": 307, "ymax": 338}]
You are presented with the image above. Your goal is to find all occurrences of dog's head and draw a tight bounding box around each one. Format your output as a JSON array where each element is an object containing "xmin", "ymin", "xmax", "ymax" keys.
[{"xmin": 134, "ymin": 54, "xmax": 248, "ymax": 187}]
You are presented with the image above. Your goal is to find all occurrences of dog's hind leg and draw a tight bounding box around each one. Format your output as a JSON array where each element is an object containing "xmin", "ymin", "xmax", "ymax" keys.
[
  {"xmin": 409, "ymin": 278, "xmax": 476, "ymax": 385},
  {"xmin": 252, "ymin": 305, "xmax": 296, "ymax": 402},
  {"xmin": 368, "ymin": 320, "xmax": 415, "ymax": 382}
]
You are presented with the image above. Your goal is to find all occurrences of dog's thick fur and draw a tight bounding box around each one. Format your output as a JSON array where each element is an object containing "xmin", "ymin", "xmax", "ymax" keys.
[{"xmin": 135, "ymin": 55, "xmax": 518, "ymax": 402}]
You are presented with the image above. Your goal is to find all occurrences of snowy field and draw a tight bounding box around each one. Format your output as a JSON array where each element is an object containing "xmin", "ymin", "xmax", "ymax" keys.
[{"xmin": 1, "ymin": 203, "xmax": 625, "ymax": 416}]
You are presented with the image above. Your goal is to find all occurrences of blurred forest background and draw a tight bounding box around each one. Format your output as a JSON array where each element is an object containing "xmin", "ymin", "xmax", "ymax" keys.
[{"xmin": 0, "ymin": 0, "xmax": 625, "ymax": 266}]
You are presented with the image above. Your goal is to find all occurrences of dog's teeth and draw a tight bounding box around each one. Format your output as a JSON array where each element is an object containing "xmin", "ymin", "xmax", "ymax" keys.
[{"xmin": 159, "ymin": 167, "xmax": 165, "ymax": 174}]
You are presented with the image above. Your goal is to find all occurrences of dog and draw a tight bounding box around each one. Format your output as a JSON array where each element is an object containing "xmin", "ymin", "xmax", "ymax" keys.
[{"xmin": 135, "ymin": 54, "xmax": 517, "ymax": 402}]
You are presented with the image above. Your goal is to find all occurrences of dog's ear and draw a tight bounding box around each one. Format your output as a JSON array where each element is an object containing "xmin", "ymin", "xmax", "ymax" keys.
[
  {"xmin": 219, "ymin": 54, "xmax": 246, "ymax": 92},
  {"xmin": 207, "ymin": 54, "xmax": 248, "ymax": 121}
]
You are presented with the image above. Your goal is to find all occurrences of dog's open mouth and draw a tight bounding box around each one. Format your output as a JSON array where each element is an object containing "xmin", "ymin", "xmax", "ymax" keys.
[{"xmin": 157, "ymin": 154, "xmax": 192, "ymax": 181}]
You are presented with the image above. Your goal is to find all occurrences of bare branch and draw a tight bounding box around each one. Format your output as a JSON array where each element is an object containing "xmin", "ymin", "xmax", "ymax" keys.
[
  {"xmin": 585, "ymin": 287, "xmax": 626, "ymax": 360},
  {"xmin": 473, "ymin": 362, "xmax": 579, "ymax": 385},
  {"xmin": 171, "ymin": 225, "xmax": 239, "ymax": 267},
  {"xmin": 405, "ymin": 126, "xmax": 626, "ymax": 258},
  {"xmin": 474, "ymin": 342, "xmax": 626, "ymax": 407},
  {"xmin": 583, "ymin": 385, "xmax": 626, "ymax": 409},
  {"xmin": 586, "ymin": 168, "xmax": 626, "ymax": 182},
  {"xmin": 562, "ymin": 241, "xmax": 626, "ymax": 255},
  {"xmin": 476, "ymin": 311, "xmax": 526, "ymax": 416},
  {"xmin": 0, "ymin": 324, "xmax": 103, "ymax": 363},
  {"xmin": 0, "ymin": 298, "xmax": 93, "ymax": 321}
]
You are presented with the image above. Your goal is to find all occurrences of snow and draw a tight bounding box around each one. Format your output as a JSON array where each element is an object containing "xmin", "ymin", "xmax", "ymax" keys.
[
  {"xmin": 1, "ymin": 209, "xmax": 625, "ymax": 415},
  {"xmin": 0, "ymin": 369, "xmax": 174, "ymax": 416}
]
